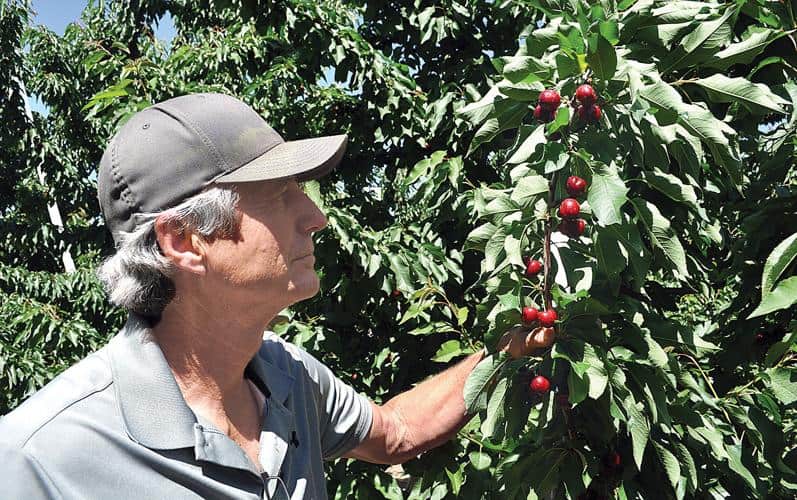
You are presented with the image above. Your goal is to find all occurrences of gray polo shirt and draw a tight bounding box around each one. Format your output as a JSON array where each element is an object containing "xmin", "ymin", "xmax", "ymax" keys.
[{"xmin": 0, "ymin": 314, "xmax": 373, "ymax": 499}]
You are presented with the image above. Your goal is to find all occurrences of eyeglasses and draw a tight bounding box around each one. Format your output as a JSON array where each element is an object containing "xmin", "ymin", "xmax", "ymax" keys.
[{"xmin": 263, "ymin": 474, "xmax": 291, "ymax": 499}]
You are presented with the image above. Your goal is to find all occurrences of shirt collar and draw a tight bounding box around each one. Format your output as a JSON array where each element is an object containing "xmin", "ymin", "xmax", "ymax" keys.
[{"xmin": 109, "ymin": 313, "xmax": 295, "ymax": 450}]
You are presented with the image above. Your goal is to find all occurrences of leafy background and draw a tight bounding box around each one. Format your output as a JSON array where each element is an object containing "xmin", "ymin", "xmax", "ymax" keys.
[{"xmin": 1, "ymin": 0, "xmax": 796, "ymax": 498}]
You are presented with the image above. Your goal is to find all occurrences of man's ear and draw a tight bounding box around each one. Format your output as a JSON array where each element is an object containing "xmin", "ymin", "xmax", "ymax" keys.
[{"xmin": 154, "ymin": 215, "xmax": 207, "ymax": 275}]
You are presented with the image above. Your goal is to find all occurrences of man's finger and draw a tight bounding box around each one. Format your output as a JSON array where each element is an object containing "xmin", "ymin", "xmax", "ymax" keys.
[{"xmin": 524, "ymin": 327, "xmax": 555, "ymax": 352}]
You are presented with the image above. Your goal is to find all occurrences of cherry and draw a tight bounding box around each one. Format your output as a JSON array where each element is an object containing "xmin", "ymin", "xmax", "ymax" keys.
[
  {"xmin": 559, "ymin": 218, "xmax": 587, "ymax": 237},
  {"xmin": 521, "ymin": 306, "xmax": 539, "ymax": 325},
  {"xmin": 538, "ymin": 89, "xmax": 561, "ymax": 111},
  {"xmin": 558, "ymin": 198, "xmax": 581, "ymax": 218},
  {"xmin": 539, "ymin": 308, "xmax": 557, "ymax": 327},
  {"xmin": 566, "ymin": 176, "xmax": 587, "ymax": 196},
  {"xmin": 577, "ymin": 104, "xmax": 602, "ymax": 122},
  {"xmin": 529, "ymin": 375, "xmax": 551, "ymax": 394},
  {"xmin": 575, "ymin": 84, "xmax": 597, "ymax": 105},
  {"xmin": 533, "ymin": 104, "xmax": 542, "ymax": 120},
  {"xmin": 755, "ymin": 332, "xmax": 767, "ymax": 344},
  {"xmin": 391, "ymin": 289, "xmax": 402, "ymax": 298},
  {"xmin": 525, "ymin": 259, "xmax": 542, "ymax": 277}
]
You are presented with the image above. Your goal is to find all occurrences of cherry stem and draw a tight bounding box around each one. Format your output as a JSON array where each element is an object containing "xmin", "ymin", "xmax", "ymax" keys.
[{"xmin": 543, "ymin": 172, "xmax": 556, "ymax": 310}]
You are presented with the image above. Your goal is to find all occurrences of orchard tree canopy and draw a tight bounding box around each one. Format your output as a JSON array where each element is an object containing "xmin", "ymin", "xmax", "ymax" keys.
[{"xmin": 1, "ymin": 0, "xmax": 796, "ymax": 498}]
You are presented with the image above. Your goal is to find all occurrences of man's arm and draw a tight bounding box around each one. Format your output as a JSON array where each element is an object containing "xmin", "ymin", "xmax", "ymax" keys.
[{"xmin": 344, "ymin": 326, "xmax": 554, "ymax": 465}]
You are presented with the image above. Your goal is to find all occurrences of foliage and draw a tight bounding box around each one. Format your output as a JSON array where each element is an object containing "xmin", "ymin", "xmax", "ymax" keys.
[{"xmin": 1, "ymin": 0, "xmax": 796, "ymax": 498}]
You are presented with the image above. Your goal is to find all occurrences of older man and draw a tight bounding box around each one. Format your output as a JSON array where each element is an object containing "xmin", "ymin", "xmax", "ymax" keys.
[{"xmin": 0, "ymin": 93, "xmax": 553, "ymax": 499}]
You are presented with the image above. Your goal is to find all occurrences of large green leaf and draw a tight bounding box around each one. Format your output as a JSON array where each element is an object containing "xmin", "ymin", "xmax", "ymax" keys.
[
  {"xmin": 642, "ymin": 167, "xmax": 701, "ymax": 214},
  {"xmin": 631, "ymin": 198, "xmax": 689, "ymax": 278},
  {"xmin": 760, "ymin": 232, "xmax": 797, "ymax": 298},
  {"xmin": 766, "ymin": 368, "xmax": 797, "ymax": 406},
  {"xmin": 748, "ymin": 276, "xmax": 797, "ymax": 319},
  {"xmin": 463, "ymin": 353, "xmax": 508, "ymax": 414},
  {"xmin": 623, "ymin": 395, "xmax": 650, "ymax": 469},
  {"xmin": 587, "ymin": 162, "xmax": 629, "ymax": 226},
  {"xmin": 507, "ymin": 124, "xmax": 547, "ymax": 164},
  {"xmin": 640, "ymin": 79, "xmax": 742, "ymax": 188},
  {"xmin": 661, "ymin": 8, "xmax": 735, "ymax": 72},
  {"xmin": 653, "ymin": 441, "xmax": 681, "ymax": 489},
  {"xmin": 510, "ymin": 174, "xmax": 549, "ymax": 208},
  {"xmin": 690, "ymin": 74, "xmax": 789, "ymax": 115},
  {"xmin": 480, "ymin": 376, "xmax": 508, "ymax": 438},
  {"xmin": 706, "ymin": 28, "xmax": 789, "ymax": 70},
  {"xmin": 586, "ymin": 33, "xmax": 617, "ymax": 81}
]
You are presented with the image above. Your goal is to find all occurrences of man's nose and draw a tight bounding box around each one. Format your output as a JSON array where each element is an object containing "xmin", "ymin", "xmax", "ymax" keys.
[{"xmin": 302, "ymin": 193, "xmax": 328, "ymax": 234}]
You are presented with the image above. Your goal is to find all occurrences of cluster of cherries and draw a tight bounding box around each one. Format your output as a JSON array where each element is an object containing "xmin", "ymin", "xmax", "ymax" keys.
[
  {"xmin": 533, "ymin": 84, "xmax": 602, "ymax": 125},
  {"xmin": 520, "ymin": 176, "xmax": 590, "ymax": 395},
  {"xmin": 558, "ymin": 175, "xmax": 589, "ymax": 237}
]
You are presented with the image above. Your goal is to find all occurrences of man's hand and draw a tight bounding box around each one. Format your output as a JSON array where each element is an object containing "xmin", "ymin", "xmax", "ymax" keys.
[{"xmin": 496, "ymin": 326, "xmax": 555, "ymax": 359}]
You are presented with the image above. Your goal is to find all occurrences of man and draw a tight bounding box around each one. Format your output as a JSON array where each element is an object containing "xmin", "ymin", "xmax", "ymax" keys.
[{"xmin": 0, "ymin": 93, "xmax": 553, "ymax": 499}]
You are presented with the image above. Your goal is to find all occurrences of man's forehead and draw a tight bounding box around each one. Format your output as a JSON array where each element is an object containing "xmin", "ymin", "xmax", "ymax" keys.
[{"xmin": 232, "ymin": 177, "xmax": 296, "ymax": 195}]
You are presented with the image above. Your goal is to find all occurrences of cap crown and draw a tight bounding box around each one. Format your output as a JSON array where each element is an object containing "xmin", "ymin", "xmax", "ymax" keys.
[{"xmin": 97, "ymin": 93, "xmax": 282, "ymax": 240}]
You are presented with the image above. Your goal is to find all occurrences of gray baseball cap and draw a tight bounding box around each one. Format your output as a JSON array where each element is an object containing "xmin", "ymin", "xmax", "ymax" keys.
[{"xmin": 97, "ymin": 92, "xmax": 347, "ymax": 242}]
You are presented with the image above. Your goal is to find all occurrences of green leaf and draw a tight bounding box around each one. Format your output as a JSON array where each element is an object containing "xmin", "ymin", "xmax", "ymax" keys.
[
  {"xmin": 497, "ymin": 78, "xmax": 545, "ymax": 101},
  {"xmin": 464, "ymin": 353, "xmax": 508, "ymax": 414},
  {"xmin": 642, "ymin": 168, "xmax": 701, "ymax": 213},
  {"xmin": 587, "ymin": 162, "xmax": 629, "ymax": 226},
  {"xmin": 760, "ymin": 232, "xmax": 797, "ymax": 298},
  {"xmin": 465, "ymin": 222, "xmax": 498, "ymax": 253},
  {"xmin": 480, "ymin": 376, "xmax": 508, "ymax": 437},
  {"xmin": 673, "ymin": 442, "xmax": 698, "ymax": 491},
  {"xmin": 766, "ymin": 368, "xmax": 797, "ymax": 406},
  {"xmin": 469, "ymin": 451, "xmax": 492, "ymax": 471},
  {"xmin": 623, "ymin": 395, "xmax": 650, "ymax": 469},
  {"xmin": 631, "ymin": 198, "xmax": 689, "ymax": 278},
  {"xmin": 748, "ymin": 277, "xmax": 797, "ymax": 319},
  {"xmin": 594, "ymin": 228, "xmax": 627, "ymax": 279},
  {"xmin": 706, "ymin": 28, "xmax": 789, "ymax": 70},
  {"xmin": 690, "ymin": 74, "xmax": 788, "ymax": 115},
  {"xmin": 662, "ymin": 8, "xmax": 735, "ymax": 72},
  {"xmin": 507, "ymin": 124, "xmax": 547, "ymax": 164},
  {"xmin": 586, "ymin": 33, "xmax": 617, "ymax": 81},
  {"xmin": 467, "ymin": 100, "xmax": 528, "ymax": 155},
  {"xmin": 432, "ymin": 340, "xmax": 471, "ymax": 363},
  {"xmin": 725, "ymin": 443, "xmax": 757, "ymax": 490},
  {"xmin": 510, "ymin": 175, "xmax": 549, "ymax": 208},
  {"xmin": 640, "ymin": 79, "xmax": 742, "ymax": 188},
  {"xmin": 653, "ymin": 441, "xmax": 681, "ymax": 489},
  {"xmin": 496, "ymin": 55, "xmax": 551, "ymax": 83}
]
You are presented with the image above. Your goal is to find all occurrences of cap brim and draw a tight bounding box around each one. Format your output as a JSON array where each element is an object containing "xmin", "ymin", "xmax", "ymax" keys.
[{"xmin": 214, "ymin": 134, "xmax": 347, "ymax": 184}]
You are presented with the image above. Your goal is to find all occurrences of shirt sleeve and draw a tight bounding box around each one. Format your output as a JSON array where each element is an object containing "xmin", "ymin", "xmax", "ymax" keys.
[
  {"xmin": 0, "ymin": 444, "xmax": 62, "ymax": 499},
  {"xmin": 274, "ymin": 339, "xmax": 373, "ymax": 460}
]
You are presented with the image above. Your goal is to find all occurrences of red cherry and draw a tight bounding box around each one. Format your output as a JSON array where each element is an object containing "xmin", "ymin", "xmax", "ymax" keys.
[
  {"xmin": 391, "ymin": 289, "xmax": 402, "ymax": 298},
  {"xmin": 525, "ymin": 259, "xmax": 542, "ymax": 277},
  {"xmin": 533, "ymin": 104, "xmax": 542, "ymax": 120},
  {"xmin": 592, "ymin": 104, "xmax": 602, "ymax": 121},
  {"xmin": 539, "ymin": 308, "xmax": 557, "ymax": 327},
  {"xmin": 559, "ymin": 218, "xmax": 587, "ymax": 237},
  {"xmin": 530, "ymin": 375, "xmax": 551, "ymax": 393},
  {"xmin": 755, "ymin": 332, "xmax": 767, "ymax": 344},
  {"xmin": 521, "ymin": 306, "xmax": 539, "ymax": 325},
  {"xmin": 575, "ymin": 84, "xmax": 597, "ymax": 105},
  {"xmin": 538, "ymin": 89, "xmax": 561, "ymax": 111},
  {"xmin": 558, "ymin": 198, "xmax": 580, "ymax": 218},
  {"xmin": 566, "ymin": 176, "xmax": 587, "ymax": 196}
]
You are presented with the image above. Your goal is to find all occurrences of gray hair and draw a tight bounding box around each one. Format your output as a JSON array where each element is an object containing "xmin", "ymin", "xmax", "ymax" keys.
[{"xmin": 97, "ymin": 186, "xmax": 240, "ymax": 319}]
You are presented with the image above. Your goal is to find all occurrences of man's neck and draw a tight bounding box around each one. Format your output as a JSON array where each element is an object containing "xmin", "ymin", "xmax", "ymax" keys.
[{"xmin": 150, "ymin": 299, "xmax": 275, "ymax": 420}]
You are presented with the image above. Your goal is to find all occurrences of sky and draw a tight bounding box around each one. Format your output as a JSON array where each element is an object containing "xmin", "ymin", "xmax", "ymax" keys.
[{"xmin": 28, "ymin": 0, "xmax": 176, "ymax": 114}]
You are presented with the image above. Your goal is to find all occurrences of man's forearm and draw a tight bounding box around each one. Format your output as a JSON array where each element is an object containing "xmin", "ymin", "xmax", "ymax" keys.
[{"xmin": 381, "ymin": 349, "xmax": 486, "ymax": 462}]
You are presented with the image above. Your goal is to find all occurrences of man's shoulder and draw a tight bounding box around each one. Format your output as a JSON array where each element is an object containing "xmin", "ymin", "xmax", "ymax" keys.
[
  {"xmin": 0, "ymin": 346, "xmax": 114, "ymax": 449},
  {"xmin": 258, "ymin": 332, "xmax": 328, "ymax": 382}
]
